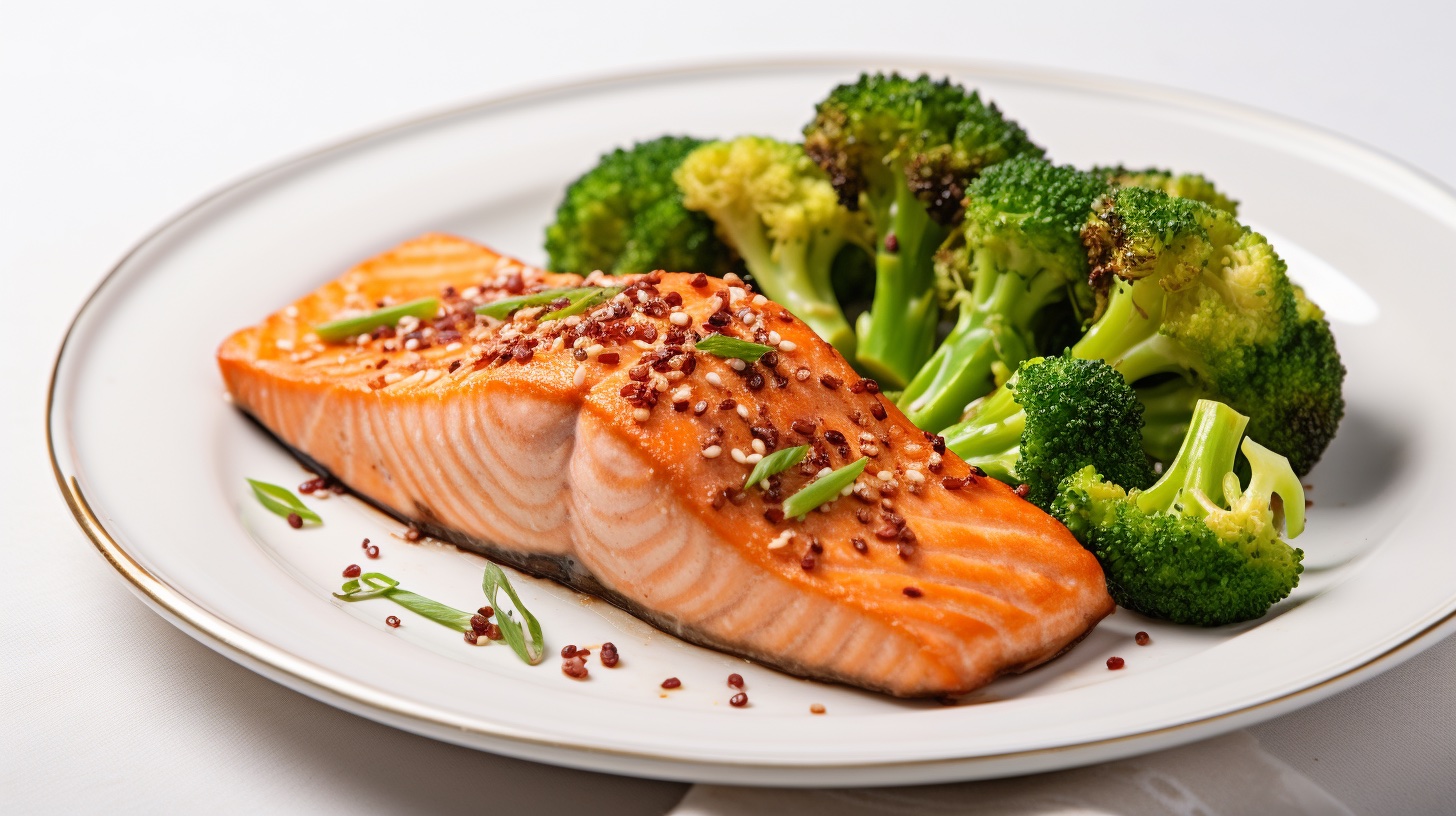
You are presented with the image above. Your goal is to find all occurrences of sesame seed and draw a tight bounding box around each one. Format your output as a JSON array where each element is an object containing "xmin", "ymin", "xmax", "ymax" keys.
[
  {"xmin": 751, "ymin": 294, "xmax": 768, "ymax": 306},
  {"xmin": 584, "ymin": 343, "xmax": 604, "ymax": 358},
  {"xmin": 632, "ymin": 339, "xmax": 654, "ymax": 350},
  {"xmin": 795, "ymin": 368, "xmax": 811, "ymax": 382},
  {"xmin": 446, "ymin": 342, "xmax": 463, "ymax": 352},
  {"xmin": 355, "ymin": 334, "xmax": 370, "ymax": 346},
  {"xmin": 731, "ymin": 448, "xmax": 748, "ymax": 464},
  {"xmin": 383, "ymin": 372, "xmax": 403, "ymax": 384},
  {"xmin": 751, "ymin": 438, "xmax": 766, "ymax": 455},
  {"xmin": 736, "ymin": 404, "xmax": 750, "ymax": 420},
  {"xmin": 706, "ymin": 371, "xmax": 724, "ymax": 387},
  {"xmin": 877, "ymin": 470, "xmax": 893, "ymax": 481},
  {"xmin": 573, "ymin": 336, "xmax": 588, "ymax": 349},
  {"xmin": 905, "ymin": 469, "xmax": 926, "ymax": 483},
  {"xmin": 778, "ymin": 340, "xmax": 797, "ymax": 353},
  {"xmin": 817, "ymin": 467, "xmax": 833, "ymax": 478},
  {"xmin": 284, "ymin": 305, "xmax": 299, "ymax": 318},
  {"xmin": 767, "ymin": 530, "xmax": 796, "ymax": 550},
  {"xmin": 729, "ymin": 358, "xmax": 747, "ymax": 372},
  {"xmin": 672, "ymin": 386, "xmax": 692, "ymax": 403},
  {"xmin": 632, "ymin": 408, "xmax": 651, "ymax": 423},
  {"xmin": 669, "ymin": 311, "xmax": 690, "ymax": 326},
  {"xmin": 767, "ymin": 331, "xmax": 782, "ymax": 346},
  {"xmin": 573, "ymin": 364, "xmax": 586, "ymax": 387},
  {"xmin": 727, "ymin": 287, "xmax": 746, "ymax": 304},
  {"xmin": 745, "ymin": 453, "xmax": 763, "ymax": 464},
  {"xmin": 550, "ymin": 336, "xmax": 565, "ymax": 352},
  {"xmin": 701, "ymin": 445, "xmax": 723, "ymax": 459}
]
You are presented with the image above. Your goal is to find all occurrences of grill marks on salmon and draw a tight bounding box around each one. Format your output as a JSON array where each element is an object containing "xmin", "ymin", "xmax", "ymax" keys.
[{"xmin": 219, "ymin": 233, "xmax": 1113, "ymax": 697}]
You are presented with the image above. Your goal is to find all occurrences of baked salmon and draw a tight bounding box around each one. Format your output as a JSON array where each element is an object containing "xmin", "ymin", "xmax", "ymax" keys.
[{"xmin": 218, "ymin": 233, "xmax": 1112, "ymax": 698}]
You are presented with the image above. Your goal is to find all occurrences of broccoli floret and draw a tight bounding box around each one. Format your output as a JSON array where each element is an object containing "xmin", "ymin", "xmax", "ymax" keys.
[
  {"xmin": 1091, "ymin": 166, "xmax": 1239, "ymax": 215},
  {"xmin": 804, "ymin": 73, "xmax": 1044, "ymax": 387},
  {"xmin": 1052, "ymin": 399, "xmax": 1306, "ymax": 625},
  {"xmin": 545, "ymin": 136, "xmax": 738, "ymax": 276},
  {"xmin": 897, "ymin": 159, "xmax": 1109, "ymax": 431},
  {"xmin": 1070, "ymin": 186, "xmax": 1345, "ymax": 475},
  {"xmin": 948, "ymin": 354, "xmax": 1157, "ymax": 510},
  {"xmin": 675, "ymin": 137, "xmax": 873, "ymax": 356}
]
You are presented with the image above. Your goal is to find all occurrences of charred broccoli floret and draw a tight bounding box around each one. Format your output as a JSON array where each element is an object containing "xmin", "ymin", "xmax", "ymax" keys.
[
  {"xmin": 675, "ymin": 136, "xmax": 873, "ymax": 356},
  {"xmin": 545, "ymin": 136, "xmax": 738, "ymax": 276},
  {"xmin": 804, "ymin": 73, "xmax": 1044, "ymax": 386},
  {"xmin": 1052, "ymin": 399, "xmax": 1306, "ymax": 625},
  {"xmin": 950, "ymin": 354, "xmax": 1156, "ymax": 510},
  {"xmin": 1092, "ymin": 166, "xmax": 1239, "ymax": 215},
  {"xmin": 898, "ymin": 159, "xmax": 1109, "ymax": 431},
  {"xmin": 1071, "ymin": 186, "xmax": 1345, "ymax": 475}
]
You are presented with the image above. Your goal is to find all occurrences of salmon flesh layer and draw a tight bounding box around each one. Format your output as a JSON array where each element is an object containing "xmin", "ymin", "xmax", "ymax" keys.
[{"xmin": 218, "ymin": 234, "xmax": 1113, "ymax": 698}]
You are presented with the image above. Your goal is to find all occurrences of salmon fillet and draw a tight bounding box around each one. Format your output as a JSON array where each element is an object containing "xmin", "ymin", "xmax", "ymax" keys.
[{"xmin": 218, "ymin": 234, "xmax": 1113, "ymax": 697}]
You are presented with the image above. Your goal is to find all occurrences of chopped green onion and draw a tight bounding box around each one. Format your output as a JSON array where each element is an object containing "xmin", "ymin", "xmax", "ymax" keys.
[
  {"xmin": 474, "ymin": 285, "xmax": 623, "ymax": 321},
  {"xmin": 482, "ymin": 563, "xmax": 546, "ymax": 665},
  {"xmin": 695, "ymin": 334, "xmax": 775, "ymax": 362},
  {"xmin": 540, "ymin": 285, "xmax": 623, "ymax": 321},
  {"xmin": 333, "ymin": 573, "xmax": 474, "ymax": 631},
  {"xmin": 247, "ymin": 478, "xmax": 321, "ymax": 524},
  {"xmin": 743, "ymin": 445, "xmax": 808, "ymax": 490},
  {"xmin": 781, "ymin": 457, "xmax": 869, "ymax": 519},
  {"xmin": 313, "ymin": 297, "xmax": 439, "ymax": 343}
]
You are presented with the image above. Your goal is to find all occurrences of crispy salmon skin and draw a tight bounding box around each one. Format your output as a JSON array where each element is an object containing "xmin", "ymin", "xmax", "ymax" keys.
[{"xmin": 218, "ymin": 233, "xmax": 1112, "ymax": 697}]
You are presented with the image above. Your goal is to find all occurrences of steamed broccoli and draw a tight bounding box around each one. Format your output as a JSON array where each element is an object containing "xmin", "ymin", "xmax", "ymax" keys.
[
  {"xmin": 1073, "ymin": 186, "xmax": 1346, "ymax": 475},
  {"xmin": 675, "ymin": 136, "xmax": 874, "ymax": 356},
  {"xmin": 804, "ymin": 73, "xmax": 1044, "ymax": 387},
  {"xmin": 545, "ymin": 136, "xmax": 738, "ymax": 276},
  {"xmin": 1092, "ymin": 166, "xmax": 1239, "ymax": 215},
  {"xmin": 951, "ymin": 354, "xmax": 1156, "ymax": 509},
  {"xmin": 1052, "ymin": 399, "xmax": 1306, "ymax": 625},
  {"xmin": 897, "ymin": 159, "xmax": 1109, "ymax": 431}
]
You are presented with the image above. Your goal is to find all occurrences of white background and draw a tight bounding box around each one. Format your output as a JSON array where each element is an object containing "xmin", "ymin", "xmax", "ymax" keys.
[{"xmin": 4, "ymin": 2, "xmax": 1454, "ymax": 813}]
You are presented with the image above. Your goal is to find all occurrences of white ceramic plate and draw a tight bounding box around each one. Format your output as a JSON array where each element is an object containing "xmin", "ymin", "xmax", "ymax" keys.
[{"xmin": 49, "ymin": 60, "xmax": 1456, "ymax": 786}]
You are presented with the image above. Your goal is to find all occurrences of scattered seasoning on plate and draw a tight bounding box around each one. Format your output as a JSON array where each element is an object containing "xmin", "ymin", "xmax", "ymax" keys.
[
  {"xmin": 561, "ymin": 644, "xmax": 579, "ymax": 658},
  {"xmin": 727, "ymin": 673, "xmax": 744, "ymax": 689},
  {"xmin": 287, "ymin": 512, "xmax": 303, "ymax": 529},
  {"xmin": 730, "ymin": 693, "xmax": 748, "ymax": 708},
  {"xmin": 360, "ymin": 537, "xmax": 371, "ymax": 549},
  {"xmin": 809, "ymin": 704, "xmax": 826, "ymax": 715},
  {"xmin": 661, "ymin": 677, "xmax": 682, "ymax": 690},
  {"xmin": 464, "ymin": 630, "xmax": 479, "ymax": 645},
  {"xmin": 482, "ymin": 623, "xmax": 503, "ymax": 641},
  {"xmin": 1135, "ymin": 631, "xmax": 1151, "ymax": 646},
  {"xmin": 600, "ymin": 642, "xmax": 619, "ymax": 668},
  {"xmin": 1106, "ymin": 656, "xmax": 1125, "ymax": 670},
  {"xmin": 342, "ymin": 564, "xmax": 361, "ymax": 578},
  {"xmin": 562, "ymin": 654, "xmax": 589, "ymax": 679},
  {"xmin": 403, "ymin": 526, "xmax": 422, "ymax": 542},
  {"xmin": 385, "ymin": 615, "xmax": 401, "ymax": 628},
  {"xmin": 365, "ymin": 544, "xmax": 380, "ymax": 559}
]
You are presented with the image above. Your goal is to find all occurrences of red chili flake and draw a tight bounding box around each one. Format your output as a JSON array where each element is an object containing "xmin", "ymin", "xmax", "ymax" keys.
[
  {"xmin": 897, "ymin": 541, "xmax": 916, "ymax": 559},
  {"xmin": 730, "ymin": 693, "xmax": 748, "ymax": 708},
  {"xmin": 470, "ymin": 615, "xmax": 491, "ymax": 634},
  {"xmin": 819, "ymin": 374, "xmax": 842, "ymax": 390},
  {"xmin": 598, "ymin": 352, "xmax": 621, "ymax": 365},
  {"xmin": 790, "ymin": 418, "xmax": 815, "ymax": 436},
  {"xmin": 661, "ymin": 677, "xmax": 682, "ymax": 690},
  {"xmin": 1014, "ymin": 483, "xmax": 1031, "ymax": 498},
  {"xmin": 1107, "ymin": 656, "xmax": 1125, "ymax": 670},
  {"xmin": 800, "ymin": 553, "xmax": 816, "ymax": 571},
  {"xmin": 690, "ymin": 273, "xmax": 708, "ymax": 288},
  {"xmin": 342, "ymin": 564, "xmax": 361, "ymax": 578},
  {"xmin": 385, "ymin": 615, "xmax": 401, "ymax": 628},
  {"xmin": 464, "ymin": 630, "xmax": 480, "ymax": 645},
  {"xmin": 664, "ymin": 291, "xmax": 683, "ymax": 307},
  {"xmin": 851, "ymin": 537, "xmax": 868, "ymax": 554},
  {"xmin": 298, "ymin": 477, "xmax": 327, "ymax": 494},
  {"xmin": 562, "ymin": 655, "xmax": 589, "ymax": 679},
  {"xmin": 884, "ymin": 233, "xmax": 899, "ymax": 253},
  {"xmin": 1135, "ymin": 631, "xmax": 1151, "ymax": 646},
  {"xmin": 561, "ymin": 644, "xmax": 579, "ymax": 658},
  {"xmin": 600, "ymin": 642, "xmax": 619, "ymax": 668},
  {"xmin": 869, "ymin": 402, "xmax": 888, "ymax": 420},
  {"xmin": 477, "ymin": 606, "xmax": 494, "ymax": 618},
  {"xmin": 823, "ymin": 429, "xmax": 846, "ymax": 446},
  {"xmin": 941, "ymin": 476, "xmax": 967, "ymax": 490},
  {"xmin": 483, "ymin": 623, "xmax": 503, "ymax": 641},
  {"xmin": 403, "ymin": 526, "xmax": 422, "ymax": 542},
  {"xmin": 287, "ymin": 512, "xmax": 303, "ymax": 529},
  {"xmin": 902, "ymin": 586, "xmax": 923, "ymax": 598},
  {"xmin": 727, "ymin": 673, "xmax": 744, "ymax": 689},
  {"xmin": 447, "ymin": 360, "xmax": 461, "ymax": 373},
  {"xmin": 365, "ymin": 545, "xmax": 380, "ymax": 559}
]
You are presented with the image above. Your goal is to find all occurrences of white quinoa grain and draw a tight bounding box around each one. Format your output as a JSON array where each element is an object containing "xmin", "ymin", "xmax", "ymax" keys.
[
  {"xmin": 573, "ymin": 364, "xmax": 586, "ymax": 388},
  {"xmin": 778, "ymin": 340, "xmax": 797, "ymax": 353},
  {"xmin": 669, "ymin": 311, "xmax": 690, "ymax": 326},
  {"xmin": 632, "ymin": 408, "xmax": 651, "ymax": 423},
  {"xmin": 751, "ymin": 438, "xmax": 766, "ymax": 455},
  {"xmin": 701, "ymin": 445, "xmax": 723, "ymax": 459},
  {"xmin": 751, "ymin": 294, "xmax": 768, "ymax": 306},
  {"xmin": 745, "ymin": 453, "xmax": 763, "ymax": 464},
  {"xmin": 767, "ymin": 331, "xmax": 782, "ymax": 346},
  {"xmin": 729, "ymin": 358, "xmax": 747, "ymax": 371},
  {"xmin": 736, "ymin": 404, "xmax": 750, "ymax": 420},
  {"xmin": 731, "ymin": 448, "xmax": 748, "ymax": 464},
  {"xmin": 905, "ymin": 469, "xmax": 926, "ymax": 483},
  {"xmin": 706, "ymin": 372, "xmax": 724, "ymax": 388},
  {"xmin": 877, "ymin": 470, "xmax": 893, "ymax": 482}
]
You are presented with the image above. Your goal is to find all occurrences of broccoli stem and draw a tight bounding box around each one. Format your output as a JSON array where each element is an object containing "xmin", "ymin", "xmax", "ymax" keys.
[
  {"xmin": 1070, "ymin": 278, "xmax": 1187, "ymax": 383},
  {"xmin": 899, "ymin": 253, "xmax": 1068, "ymax": 431},
  {"xmin": 733, "ymin": 231, "xmax": 857, "ymax": 356},
  {"xmin": 1240, "ymin": 437, "xmax": 1307, "ymax": 538},
  {"xmin": 854, "ymin": 183, "xmax": 947, "ymax": 388},
  {"xmin": 1137, "ymin": 400, "xmax": 1248, "ymax": 515},
  {"xmin": 939, "ymin": 381, "xmax": 1024, "ymax": 482},
  {"xmin": 1135, "ymin": 377, "xmax": 1204, "ymax": 466}
]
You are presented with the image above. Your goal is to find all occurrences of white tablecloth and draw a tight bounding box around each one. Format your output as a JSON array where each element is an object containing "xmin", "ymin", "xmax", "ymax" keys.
[{"xmin": 4, "ymin": 3, "xmax": 1454, "ymax": 813}]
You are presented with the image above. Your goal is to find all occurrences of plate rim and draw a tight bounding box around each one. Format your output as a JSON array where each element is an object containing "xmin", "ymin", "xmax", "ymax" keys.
[{"xmin": 46, "ymin": 56, "xmax": 1456, "ymax": 784}]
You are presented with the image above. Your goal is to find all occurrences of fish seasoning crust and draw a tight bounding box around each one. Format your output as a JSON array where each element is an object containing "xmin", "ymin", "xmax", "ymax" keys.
[{"xmin": 220, "ymin": 234, "xmax": 1115, "ymax": 699}]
